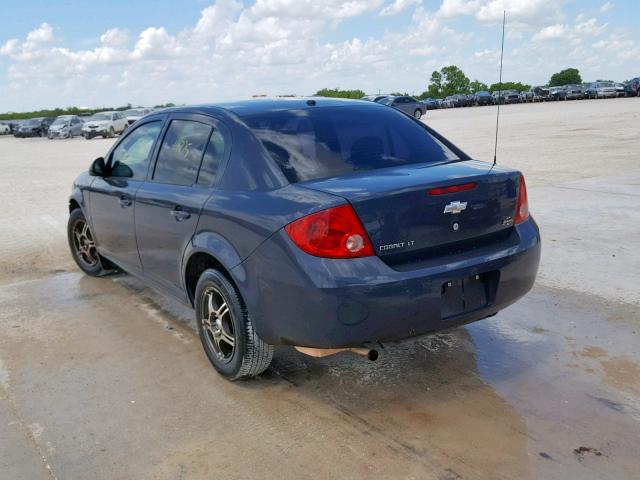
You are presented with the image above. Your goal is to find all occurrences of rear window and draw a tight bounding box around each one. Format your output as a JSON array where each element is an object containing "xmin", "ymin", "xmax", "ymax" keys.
[{"xmin": 243, "ymin": 106, "xmax": 460, "ymax": 183}]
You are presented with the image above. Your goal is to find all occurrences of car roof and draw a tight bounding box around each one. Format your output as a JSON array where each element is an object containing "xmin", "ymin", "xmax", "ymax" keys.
[{"xmin": 150, "ymin": 97, "xmax": 389, "ymax": 120}]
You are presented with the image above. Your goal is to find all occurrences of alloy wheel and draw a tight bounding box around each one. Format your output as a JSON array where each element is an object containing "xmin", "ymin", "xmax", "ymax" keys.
[
  {"xmin": 72, "ymin": 220, "xmax": 98, "ymax": 267},
  {"xmin": 201, "ymin": 287, "xmax": 236, "ymax": 363}
]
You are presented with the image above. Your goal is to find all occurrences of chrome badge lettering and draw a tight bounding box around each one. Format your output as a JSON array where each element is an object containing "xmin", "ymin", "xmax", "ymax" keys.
[{"xmin": 443, "ymin": 201, "xmax": 467, "ymax": 215}]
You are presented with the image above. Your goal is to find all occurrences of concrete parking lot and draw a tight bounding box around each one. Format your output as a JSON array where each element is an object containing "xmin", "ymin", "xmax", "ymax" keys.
[{"xmin": 1, "ymin": 98, "xmax": 639, "ymax": 479}]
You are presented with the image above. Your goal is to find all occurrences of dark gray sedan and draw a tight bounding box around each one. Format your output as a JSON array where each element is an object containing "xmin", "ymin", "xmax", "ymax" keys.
[{"xmin": 379, "ymin": 96, "xmax": 426, "ymax": 119}]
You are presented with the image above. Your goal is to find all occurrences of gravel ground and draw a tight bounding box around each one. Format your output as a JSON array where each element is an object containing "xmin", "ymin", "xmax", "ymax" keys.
[{"xmin": 0, "ymin": 97, "xmax": 639, "ymax": 479}]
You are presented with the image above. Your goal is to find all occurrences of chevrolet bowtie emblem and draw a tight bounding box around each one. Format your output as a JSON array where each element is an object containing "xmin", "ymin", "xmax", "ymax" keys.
[{"xmin": 443, "ymin": 201, "xmax": 467, "ymax": 214}]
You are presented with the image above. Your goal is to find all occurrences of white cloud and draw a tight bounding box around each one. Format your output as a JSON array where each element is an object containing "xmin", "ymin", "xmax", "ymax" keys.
[
  {"xmin": 599, "ymin": 2, "xmax": 613, "ymax": 13},
  {"xmin": 380, "ymin": 0, "xmax": 422, "ymax": 16},
  {"xmin": 100, "ymin": 28, "xmax": 129, "ymax": 48},
  {"xmin": 0, "ymin": 1, "xmax": 636, "ymax": 111},
  {"xmin": 532, "ymin": 17, "xmax": 607, "ymax": 42},
  {"xmin": 26, "ymin": 23, "xmax": 54, "ymax": 43}
]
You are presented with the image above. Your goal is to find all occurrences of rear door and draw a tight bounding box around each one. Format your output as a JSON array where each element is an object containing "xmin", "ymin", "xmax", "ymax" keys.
[
  {"xmin": 89, "ymin": 118, "xmax": 164, "ymax": 271},
  {"xmin": 135, "ymin": 113, "xmax": 230, "ymax": 297}
]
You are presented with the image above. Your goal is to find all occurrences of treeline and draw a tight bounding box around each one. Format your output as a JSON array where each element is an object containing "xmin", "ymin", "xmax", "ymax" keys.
[
  {"xmin": 0, "ymin": 103, "xmax": 176, "ymax": 121},
  {"xmin": 315, "ymin": 66, "xmax": 584, "ymax": 100}
]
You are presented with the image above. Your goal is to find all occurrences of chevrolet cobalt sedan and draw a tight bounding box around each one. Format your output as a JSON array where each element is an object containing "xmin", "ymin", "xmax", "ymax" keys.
[{"xmin": 67, "ymin": 99, "xmax": 540, "ymax": 380}]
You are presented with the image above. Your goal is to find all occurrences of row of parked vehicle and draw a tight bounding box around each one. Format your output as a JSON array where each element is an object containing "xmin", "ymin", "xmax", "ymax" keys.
[
  {"xmin": 361, "ymin": 78, "xmax": 640, "ymax": 113},
  {"xmin": 0, "ymin": 108, "xmax": 155, "ymax": 139},
  {"xmin": 451, "ymin": 79, "xmax": 639, "ymax": 108}
]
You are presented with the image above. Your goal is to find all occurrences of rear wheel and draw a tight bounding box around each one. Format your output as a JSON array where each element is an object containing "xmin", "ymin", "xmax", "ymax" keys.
[
  {"xmin": 67, "ymin": 209, "xmax": 109, "ymax": 276},
  {"xmin": 413, "ymin": 109, "xmax": 422, "ymax": 120},
  {"xmin": 195, "ymin": 269, "xmax": 273, "ymax": 380}
]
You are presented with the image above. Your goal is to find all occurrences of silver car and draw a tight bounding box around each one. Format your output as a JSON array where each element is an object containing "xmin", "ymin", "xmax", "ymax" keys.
[
  {"xmin": 123, "ymin": 108, "xmax": 153, "ymax": 126},
  {"xmin": 48, "ymin": 115, "xmax": 84, "ymax": 139},
  {"xmin": 379, "ymin": 96, "xmax": 426, "ymax": 119}
]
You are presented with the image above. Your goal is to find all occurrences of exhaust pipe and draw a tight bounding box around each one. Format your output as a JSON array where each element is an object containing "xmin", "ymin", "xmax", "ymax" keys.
[{"xmin": 294, "ymin": 346, "xmax": 378, "ymax": 361}]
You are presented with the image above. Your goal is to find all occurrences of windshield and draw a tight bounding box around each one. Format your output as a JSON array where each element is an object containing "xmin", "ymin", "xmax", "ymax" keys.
[
  {"xmin": 243, "ymin": 106, "xmax": 461, "ymax": 183},
  {"xmin": 124, "ymin": 109, "xmax": 144, "ymax": 116},
  {"xmin": 378, "ymin": 97, "xmax": 394, "ymax": 105},
  {"xmin": 89, "ymin": 113, "xmax": 110, "ymax": 121},
  {"xmin": 24, "ymin": 118, "xmax": 43, "ymax": 126},
  {"xmin": 51, "ymin": 117, "xmax": 71, "ymax": 126}
]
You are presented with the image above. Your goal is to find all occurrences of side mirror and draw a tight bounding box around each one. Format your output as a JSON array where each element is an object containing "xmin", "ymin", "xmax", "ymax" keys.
[
  {"xmin": 111, "ymin": 162, "xmax": 133, "ymax": 178},
  {"xmin": 89, "ymin": 157, "xmax": 106, "ymax": 176}
]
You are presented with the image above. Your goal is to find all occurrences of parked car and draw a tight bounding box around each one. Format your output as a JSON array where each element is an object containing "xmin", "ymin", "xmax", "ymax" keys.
[
  {"xmin": 48, "ymin": 115, "xmax": 84, "ymax": 139},
  {"xmin": 492, "ymin": 90, "xmax": 520, "ymax": 104},
  {"xmin": 82, "ymin": 111, "xmax": 129, "ymax": 139},
  {"xmin": 548, "ymin": 86, "xmax": 567, "ymax": 101},
  {"xmin": 422, "ymin": 98, "xmax": 441, "ymax": 109},
  {"xmin": 529, "ymin": 86, "xmax": 550, "ymax": 102},
  {"xmin": 563, "ymin": 84, "xmax": 584, "ymax": 100},
  {"xmin": 614, "ymin": 83, "xmax": 626, "ymax": 97},
  {"xmin": 14, "ymin": 117, "xmax": 54, "ymax": 137},
  {"xmin": 0, "ymin": 123, "xmax": 9, "ymax": 135},
  {"xmin": 67, "ymin": 99, "xmax": 540, "ymax": 380},
  {"xmin": 379, "ymin": 96, "xmax": 426, "ymax": 119},
  {"xmin": 586, "ymin": 81, "xmax": 617, "ymax": 99},
  {"xmin": 474, "ymin": 91, "xmax": 494, "ymax": 106},
  {"xmin": 7, "ymin": 120, "xmax": 25, "ymax": 133},
  {"xmin": 360, "ymin": 95, "xmax": 388, "ymax": 103},
  {"xmin": 624, "ymin": 77, "xmax": 640, "ymax": 97},
  {"xmin": 123, "ymin": 108, "xmax": 153, "ymax": 126}
]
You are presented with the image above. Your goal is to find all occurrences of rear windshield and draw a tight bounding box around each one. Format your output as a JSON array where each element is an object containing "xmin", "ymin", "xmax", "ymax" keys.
[{"xmin": 243, "ymin": 106, "xmax": 460, "ymax": 183}]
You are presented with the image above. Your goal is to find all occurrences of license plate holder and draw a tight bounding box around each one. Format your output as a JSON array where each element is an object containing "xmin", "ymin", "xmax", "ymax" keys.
[{"xmin": 441, "ymin": 272, "xmax": 498, "ymax": 319}]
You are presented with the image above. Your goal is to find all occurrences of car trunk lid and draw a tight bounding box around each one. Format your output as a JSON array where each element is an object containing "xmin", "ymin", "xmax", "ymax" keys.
[{"xmin": 299, "ymin": 160, "xmax": 520, "ymax": 263}]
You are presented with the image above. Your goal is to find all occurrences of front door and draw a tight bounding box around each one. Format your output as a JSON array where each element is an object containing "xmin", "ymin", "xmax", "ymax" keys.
[
  {"xmin": 135, "ymin": 114, "xmax": 230, "ymax": 296},
  {"xmin": 88, "ymin": 119, "xmax": 164, "ymax": 271}
]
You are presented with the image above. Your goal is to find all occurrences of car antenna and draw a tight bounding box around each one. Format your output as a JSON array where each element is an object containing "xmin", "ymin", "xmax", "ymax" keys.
[{"xmin": 493, "ymin": 10, "xmax": 506, "ymax": 167}]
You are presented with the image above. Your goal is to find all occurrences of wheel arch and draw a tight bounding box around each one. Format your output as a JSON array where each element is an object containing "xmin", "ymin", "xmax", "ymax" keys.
[{"xmin": 182, "ymin": 232, "xmax": 244, "ymax": 306}]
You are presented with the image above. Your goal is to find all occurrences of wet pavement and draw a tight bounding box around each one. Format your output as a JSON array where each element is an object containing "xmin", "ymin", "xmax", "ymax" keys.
[{"xmin": 1, "ymin": 99, "xmax": 639, "ymax": 479}]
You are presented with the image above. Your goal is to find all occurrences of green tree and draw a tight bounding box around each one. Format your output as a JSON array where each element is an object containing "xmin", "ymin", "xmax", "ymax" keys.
[
  {"xmin": 489, "ymin": 81, "xmax": 531, "ymax": 92},
  {"xmin": 315, "ymin": 88, "xmax": 366, "ymax": 99},
  {"xmin": 418, "ymin": 67, "xmax": 471, "ymax": 99},
  {"xmin": 440, "ymin": 65, "xmax": 471, "ymax": 96},
  {"xmin": 548, "ymin": 68, "xmax": 582, "ymax": 87},
  {"xmin": 469, "ymin": 80, "xmax": 489, "ymax": 93}
]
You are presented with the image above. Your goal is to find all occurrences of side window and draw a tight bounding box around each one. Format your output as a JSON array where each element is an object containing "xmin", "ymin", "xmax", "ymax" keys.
[
  {"xmin": 110, "ymin": 121, "xmax": 162, "ymax": 179},
  {"xmin": 153, "ymin": 120, "xmax": 212, "ymax": 186},
  {"xmin": 197, "ymin": 129, "xmax": 226, "ymax": 186}
]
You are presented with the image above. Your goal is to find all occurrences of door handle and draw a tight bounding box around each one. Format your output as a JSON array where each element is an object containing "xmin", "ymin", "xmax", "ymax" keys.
[
  {"xmin": 119, "ymin": 195, "xmax": 132, "ymax": 208},
  {"xmin": 170, "ymin": 207, "xmax": 191, "ymax": 222}
]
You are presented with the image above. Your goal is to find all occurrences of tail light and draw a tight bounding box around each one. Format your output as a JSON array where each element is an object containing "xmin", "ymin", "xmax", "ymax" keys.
[
  {"xmin": 285, "ymin": 204, "xmax": 375, "ymax": 258},
  {"xmin": 515, "ymin": 175, "xmax": 529, "ymax": 224}
]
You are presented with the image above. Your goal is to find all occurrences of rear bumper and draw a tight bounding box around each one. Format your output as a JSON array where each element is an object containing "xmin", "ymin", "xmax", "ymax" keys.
[{"xmin": 233, "ymin": 218, "xmax": 541, "ymax": 348}]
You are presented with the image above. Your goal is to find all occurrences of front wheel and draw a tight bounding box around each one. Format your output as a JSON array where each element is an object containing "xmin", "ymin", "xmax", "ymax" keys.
[
  {"xmin": 195, "ymin": 269, "xmax": 273, "ymax": 380},
  {"xmin": 413, "ymin": 109, "xmax": 422, "ymax": 120},
  {"xmin": 67, "ymin": 209, "xmax": 109, "ymax": 276},
  {"xmin": 108, "ymin": 127, "xmax": 115, "ymax": 138}
]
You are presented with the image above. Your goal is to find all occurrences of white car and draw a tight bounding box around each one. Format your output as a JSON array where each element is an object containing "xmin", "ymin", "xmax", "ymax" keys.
[
  {"xmin": 0, "ymin": 123, "xmax": 9, "ymax": 135},
  {"xmin": 123, "ymin": 108, "xmax": 153, "ymax": 126},
  {"xmin": 82, "ymin": 111, "xmax": 129, "ymax": 139}
]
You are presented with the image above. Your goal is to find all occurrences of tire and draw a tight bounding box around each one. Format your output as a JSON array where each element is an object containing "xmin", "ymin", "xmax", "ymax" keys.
[
  {"xmin": 84, "ymin": 134, "xmax": 90, "ymax": 140},
  {"xmin": 195, "ymin": 269, "xmax": 273, "ymax": 380},
  {"xmin": 413, "ymin": 109, "xmax": 422, "ymax": 120},
  {"xmin": 67, "ymin": 208, "xmax": 109, "ymax": 276}
]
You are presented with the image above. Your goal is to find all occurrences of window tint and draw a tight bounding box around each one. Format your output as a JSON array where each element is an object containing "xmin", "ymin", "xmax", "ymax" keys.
[
  {"xmin": 197, "ymin": 129, "xmax": 226, "ymax": 186},
  {"xmin": 243, "ymin": 106, "xmax": 460, "ymax": 183},
  {"xmin": 153, "ymin": 120, "xmax": 212, "ymax": 186},
  {"xmin": 110, "ymin": 121, "xmax": 162, "ymax": 179}
]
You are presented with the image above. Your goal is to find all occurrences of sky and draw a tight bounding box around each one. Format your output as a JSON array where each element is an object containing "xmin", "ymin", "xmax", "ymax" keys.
[{"xmin": 1, "ymin": 0, "xmax": 638, "ymax": 112}]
